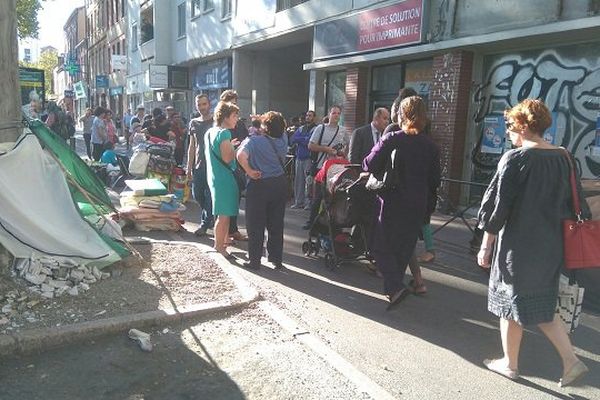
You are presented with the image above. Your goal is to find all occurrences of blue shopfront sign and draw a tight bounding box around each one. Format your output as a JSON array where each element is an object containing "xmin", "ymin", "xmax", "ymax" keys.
[
  {"xmin": 109, "ymin": 86, "xmax": 124, "ymax": 96},
  {"xmin": 193, "ymin": 58, "xmax": 231, "ymax": 90},
  {"xmin": 96, "ymin": 75, "xmax": 109, "ymax": 88}
]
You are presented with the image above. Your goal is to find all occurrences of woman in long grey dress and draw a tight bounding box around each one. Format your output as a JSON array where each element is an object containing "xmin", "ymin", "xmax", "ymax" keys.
[{"xmin": 477, "ymin": 99, "xmax": 590, "ymax": 387}]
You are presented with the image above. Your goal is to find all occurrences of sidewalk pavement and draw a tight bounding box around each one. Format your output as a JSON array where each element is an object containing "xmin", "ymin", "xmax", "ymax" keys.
[{"xmin": 0, "ymin": 240, "xmax": 260, "ymax": 357}]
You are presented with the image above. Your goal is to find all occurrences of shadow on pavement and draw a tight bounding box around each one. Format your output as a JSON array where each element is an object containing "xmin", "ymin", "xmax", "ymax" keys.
[
  {"xmin": 0, "ymin": 316, "xmax": 245, "ymax": 400},
  {"xmin": 147, "ymin": 200, "xmax": 600, "ymax": 394}
]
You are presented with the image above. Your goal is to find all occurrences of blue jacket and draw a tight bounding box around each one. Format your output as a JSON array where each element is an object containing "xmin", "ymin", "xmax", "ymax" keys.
[{"xmin": 291, "ymin": 124, "xmax": 315, "ymax": 160}]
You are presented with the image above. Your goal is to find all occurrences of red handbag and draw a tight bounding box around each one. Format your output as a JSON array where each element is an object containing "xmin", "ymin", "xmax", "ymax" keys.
[{"xmin": 562, "ymin": 150, "xmax": 600, "ymax": 269}]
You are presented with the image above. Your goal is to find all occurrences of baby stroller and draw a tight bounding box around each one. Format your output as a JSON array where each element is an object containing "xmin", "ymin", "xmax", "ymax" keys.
[{"xmin": 301, "ymin": 162, "xmax": 374, "ymax": 270}]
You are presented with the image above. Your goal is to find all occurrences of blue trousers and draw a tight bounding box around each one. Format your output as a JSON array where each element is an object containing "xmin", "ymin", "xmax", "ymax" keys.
[{"xmin": 192, "ymin": 166, "xmax": 214, "ymax": 229}]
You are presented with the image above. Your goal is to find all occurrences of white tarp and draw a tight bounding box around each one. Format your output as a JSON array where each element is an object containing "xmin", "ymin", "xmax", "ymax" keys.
[{"xmin": 0, "ymin": 134, "xmax": 120, "ymax": 267}]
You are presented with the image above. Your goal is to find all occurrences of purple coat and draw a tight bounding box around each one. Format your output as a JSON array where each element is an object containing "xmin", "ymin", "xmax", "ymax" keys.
[{"xmin": 363, "ymin": 130, "xmax": 440, "ymax": 254}]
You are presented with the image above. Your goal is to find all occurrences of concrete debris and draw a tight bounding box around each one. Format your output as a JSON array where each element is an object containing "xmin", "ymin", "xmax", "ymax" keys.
[
  {"xmin": 128, "ymin": 329, "xmax": 153, "ymax": 352},
  {"xmin": 8, "ymin": 258, "xmax": 110, "ymax": 301},
  {"xmin": 1, "ymin": 257, "xmax": 118, "ymax": 328}
]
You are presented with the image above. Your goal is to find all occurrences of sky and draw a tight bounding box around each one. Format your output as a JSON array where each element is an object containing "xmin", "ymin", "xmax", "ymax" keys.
[{"xmin": 37, "ymin": 0, "xmax": 85, "ymax": 52}]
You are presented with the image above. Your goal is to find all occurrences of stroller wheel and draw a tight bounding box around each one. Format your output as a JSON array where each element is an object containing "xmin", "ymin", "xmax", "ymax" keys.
[
  {"xmin": 301, "ymin": 241, "xmax": 311, "ymax": 256},
  {"xmin": 324, "ymin": 253, "xmax": 336, "ymax": 270}
]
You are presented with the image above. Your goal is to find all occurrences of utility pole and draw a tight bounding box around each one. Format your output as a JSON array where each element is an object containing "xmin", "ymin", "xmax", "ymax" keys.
[{"xmin": 0, "ymin": 0, "xmax": 22, "ymax": 143}]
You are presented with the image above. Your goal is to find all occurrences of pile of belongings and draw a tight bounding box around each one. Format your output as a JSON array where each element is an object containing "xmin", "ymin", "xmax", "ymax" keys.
[
  {"xmin": 119, "ymin": 179, "xmax": 185, "ymax": 231},
  {"xmin": 129, "ymin": 141, "xmax": 176, "ymax": 189}
]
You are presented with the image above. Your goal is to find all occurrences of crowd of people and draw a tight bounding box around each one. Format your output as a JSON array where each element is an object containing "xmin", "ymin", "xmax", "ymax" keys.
[
  {"xmin": 39, "ymin": 87, "xmax": 588, "ymax": 388},
  {"xmin": 185, "ymin": 92, "xmax": 589, "ymax": 387}
]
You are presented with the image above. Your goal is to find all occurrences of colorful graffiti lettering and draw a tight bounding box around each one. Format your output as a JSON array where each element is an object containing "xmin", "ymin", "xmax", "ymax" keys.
[{"xmin": 473, "ymin": 50, "xmax": 600, "ymax": 179}]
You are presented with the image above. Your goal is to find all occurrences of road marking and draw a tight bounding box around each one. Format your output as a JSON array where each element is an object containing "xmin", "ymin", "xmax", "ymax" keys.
[{"xmin": 260, "ymin": 301, "xmax": 398, "ymax": 400}]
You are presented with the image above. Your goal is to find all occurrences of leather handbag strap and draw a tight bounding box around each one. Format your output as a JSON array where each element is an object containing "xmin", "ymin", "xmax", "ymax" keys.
[
  {"xmin": 266, "ymin": 136, "xmax": 285, "ymax": 173},
  {"xmin": 562, "ymin": 148, "xmax": 582, "ymax": 219},
  {"xmin": 208, "ymin": 134, "xmax": 240, "ymax": 180}
]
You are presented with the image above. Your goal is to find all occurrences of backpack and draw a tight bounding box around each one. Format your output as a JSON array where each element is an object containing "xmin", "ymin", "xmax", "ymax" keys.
[{"xmin": 50, "ymin": 110, "xmax": 70, "ymax": 141}]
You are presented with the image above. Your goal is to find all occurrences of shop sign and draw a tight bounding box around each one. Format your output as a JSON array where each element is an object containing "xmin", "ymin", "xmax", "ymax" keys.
[
  {"xmin": 193, "ymin": 58, "xmax": 231, "ymax": 90},
  {"xmin": 111, "ymin": 55, "xmax": 128, "ymax": 71},
  {"xmin": 96, "ymin": 75, "xmax": 109, "ymax": 88},
  {"xmin": 313, "ymin": 0, "xmax": 425, "ymax": 60},
  {"xmin": 148, "ymin": 64, "xmax": 168, "ymax": 88},
  {"xmin": 73, "ymin": 81, "xmax": 87, "ymax": 99},
  {"xmin": 63, "ymin": 89, "xmax": 74, "ymax": 98},
  {"xmin": 18, "ymin": 67, "xmax": 45, "ymax": 107},
  {"xmin": 109, "ymin": 86, "xmax": 124, "ymax": 96},
  {"xmin": 168, "ymin": 66, "xmax": 189, "ymax": 89}
]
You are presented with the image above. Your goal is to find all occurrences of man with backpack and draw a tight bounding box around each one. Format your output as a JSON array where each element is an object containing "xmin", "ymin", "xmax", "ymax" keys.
[
  {"xmin": 45, "ymin": 101, "xmax": 70, "ymax": 142},
  {"xmin": 303, "ymin": 105, "xmax": 349, "ymax": 229}
]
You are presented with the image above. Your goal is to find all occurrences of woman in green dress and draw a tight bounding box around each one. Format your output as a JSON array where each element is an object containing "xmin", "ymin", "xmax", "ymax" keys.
[{"xmin": 204, "ymin": 101, "xmax": 241, "ymax": 258}]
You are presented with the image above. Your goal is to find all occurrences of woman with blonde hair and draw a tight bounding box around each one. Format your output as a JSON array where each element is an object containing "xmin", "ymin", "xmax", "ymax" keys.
[
  {"xmin": 363, "ymin": 96, "xmax": 440, "ymax": 309},
  {"xmin": 477, "ymin": 99, "xmax": 590, "ymax": 386},
  {"xmin": 204, "ymin": 101, "xmax": 241, "ymax": 259}
]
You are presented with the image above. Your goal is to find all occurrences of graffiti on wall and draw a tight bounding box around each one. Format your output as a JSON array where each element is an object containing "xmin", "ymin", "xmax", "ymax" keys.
[
  {"xmin": 431, "ymin": 53, "xmax": 457, "ymax": 180},
  {"xmin": 473, "ymin": 49, "xmax": 600, "ymax": 180}
]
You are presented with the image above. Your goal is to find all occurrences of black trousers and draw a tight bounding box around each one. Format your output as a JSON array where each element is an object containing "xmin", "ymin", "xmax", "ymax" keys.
[
  {"xmin": 307, "ymin": 182, "xmax": 324, "ymax": 225},
  {"xmin": 245, "ymin": 175, "xmax": 287, "ymax": 265},
  {"xmin": 83, "ymin": 133, "xmax": 92, "ymax": 158},
  {"xmin": 92, "ymin": 143, "xmax": 104, "ymax": 161}
]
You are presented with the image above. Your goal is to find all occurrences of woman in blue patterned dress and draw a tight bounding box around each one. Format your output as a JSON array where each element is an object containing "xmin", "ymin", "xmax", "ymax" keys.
[{"xmin": 477, "ymin": 99, "xmax": 590, "ymax": 387}]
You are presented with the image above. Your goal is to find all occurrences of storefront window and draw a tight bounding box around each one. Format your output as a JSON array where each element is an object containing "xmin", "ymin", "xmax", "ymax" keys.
[
  {"xmin": 404, "ymin": 59, "xmax": 433, "ymax": 105},
  {"xmin": 326, "ymin": 71, "xmax": 346, "ymax": 118},
  {"xmin": 371, "ymin": 64, "xmax": 403, "ymax": 93}
]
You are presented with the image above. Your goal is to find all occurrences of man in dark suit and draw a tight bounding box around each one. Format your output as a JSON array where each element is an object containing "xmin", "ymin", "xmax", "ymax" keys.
[{"xmin": 349, "ymin": 107, "xmax": 390, "ymax": 164}]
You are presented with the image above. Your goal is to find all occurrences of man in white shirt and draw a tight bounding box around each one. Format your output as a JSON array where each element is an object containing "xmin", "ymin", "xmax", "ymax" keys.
[
  {"xmin": 303, "ymin": 105, "xmax": 349, "ymax": 229},
  {"xmin": 308, "ymin": 105, "xmax": 349, "ymax": 169}
]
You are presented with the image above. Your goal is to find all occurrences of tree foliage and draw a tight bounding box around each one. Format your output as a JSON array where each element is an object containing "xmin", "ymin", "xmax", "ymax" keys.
[{"xmin": 16, "ymin": 0, "xmax": 43, "ymax": 39}]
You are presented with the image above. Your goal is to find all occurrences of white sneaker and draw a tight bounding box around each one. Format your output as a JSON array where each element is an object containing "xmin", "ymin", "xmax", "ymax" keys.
[{"xmin": 290, "ymin": 204, "xmax": 301, "ymax": 209}]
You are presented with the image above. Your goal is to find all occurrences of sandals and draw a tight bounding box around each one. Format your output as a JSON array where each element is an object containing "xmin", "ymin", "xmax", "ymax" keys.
[
  {"xmin": 416, "ymin": 251, "xmax": 435, "ymax": 263},
  {"xmin": 409, "ymin": 279, "xmax": 427, "ymax": 295},
  {"xmin": 483, "ymin": 359, "xmax": 520, "ymax": 380},
  {"xmin": 559, "ymin": 360, "xmax": 588, "ymax": 387},
  {"xmin": 386, "ymin": 288, "xmax": 410, "ymax": 310},
  {"xmin": 215, "ymin": 246, "xmax": 235, "ymax": 261}
]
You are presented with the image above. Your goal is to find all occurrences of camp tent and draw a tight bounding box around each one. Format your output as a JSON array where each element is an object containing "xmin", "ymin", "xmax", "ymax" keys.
[{"xmin": 0, "ymin": 120, "xmax": 129, "ymax": 269}]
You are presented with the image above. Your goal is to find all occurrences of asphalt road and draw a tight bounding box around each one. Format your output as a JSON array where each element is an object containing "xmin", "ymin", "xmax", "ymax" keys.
[
  {"xmin": 142, "ymin": 201, "xmax": 600, "ymax": 399},
  {"xmin": 41, "ymin": 133, "xmax": 598, "ymax": 399}
]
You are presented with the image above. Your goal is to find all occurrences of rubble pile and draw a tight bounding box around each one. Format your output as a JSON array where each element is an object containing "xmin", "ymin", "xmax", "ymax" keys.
[
  {"xmin": 13, "ymin": 258, "xmax": 110, "ymax": 299},
  {"xmin": 0, "ymin": 290, "xmax": 40, "ymax": 328}
]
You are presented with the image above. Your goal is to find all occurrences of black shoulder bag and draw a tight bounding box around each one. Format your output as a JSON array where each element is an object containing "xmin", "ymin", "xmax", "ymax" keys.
[
  {"xmin": 209, "ymin": 136, "xmax": 246, "ymax": 192},
  {"xmin": 308, "ymin": 125, "xmax": 340, "ymax": 177}
]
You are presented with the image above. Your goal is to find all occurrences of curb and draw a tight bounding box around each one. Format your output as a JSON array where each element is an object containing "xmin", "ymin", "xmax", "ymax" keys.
[{"xmin": 0, "ymin": 238, "xmax": 261, "ymax": 357}]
